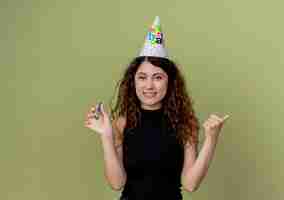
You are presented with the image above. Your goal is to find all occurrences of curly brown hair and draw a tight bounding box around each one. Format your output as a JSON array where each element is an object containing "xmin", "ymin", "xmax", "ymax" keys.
[{"xmin": 110, "ymin": 56, "xmax": 200, "ymax": 147}]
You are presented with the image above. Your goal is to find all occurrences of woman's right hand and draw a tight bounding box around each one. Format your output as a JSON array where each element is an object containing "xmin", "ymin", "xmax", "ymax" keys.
[{"xmin": 84, "ymin": 102, "xmax": 113, "ymax": 138}]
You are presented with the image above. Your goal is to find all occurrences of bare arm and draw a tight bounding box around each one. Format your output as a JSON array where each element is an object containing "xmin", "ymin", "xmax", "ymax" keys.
[
  {"xmin": 181, "ymin": 114, "xmax": 229, "ymax": 192},
  {"xmin": 100, "ymin": 135, "xmax": 126, "ymax": 190},
  {"xmin": 85, "ymin": 104, "xmax": 127, "ymax": 191},
  {"xmin": 181, "ymin": 135, "xmax": 218, "ymax": 192}
]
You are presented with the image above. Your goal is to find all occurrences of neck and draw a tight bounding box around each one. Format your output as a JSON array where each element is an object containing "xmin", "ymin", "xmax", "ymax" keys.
[{"xmin": 140, "ymin": 103, "xmax": 162, "ymax": 110}]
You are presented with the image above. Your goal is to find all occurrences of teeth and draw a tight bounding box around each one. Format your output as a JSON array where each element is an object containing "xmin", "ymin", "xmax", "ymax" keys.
[{"xmin": 143, "ymin": 92, "xmax": 156, "ymax": 97}]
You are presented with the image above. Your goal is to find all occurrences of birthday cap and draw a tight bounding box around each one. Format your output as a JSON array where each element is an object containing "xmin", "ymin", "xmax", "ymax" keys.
[{"xmin": 139, "ymin": 16, "xmax": 168, "ymax": 58}]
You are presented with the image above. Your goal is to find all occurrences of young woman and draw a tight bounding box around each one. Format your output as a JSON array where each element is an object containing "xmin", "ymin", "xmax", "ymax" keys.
[{"xmin": 85, "ymin": 17, "xmax": 229, "ymax": 200}]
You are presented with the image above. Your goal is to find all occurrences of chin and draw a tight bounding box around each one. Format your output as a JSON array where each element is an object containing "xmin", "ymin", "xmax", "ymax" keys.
[{"xmin": 141, "ymin": 99, "xmax": 161, "ymax": 108}]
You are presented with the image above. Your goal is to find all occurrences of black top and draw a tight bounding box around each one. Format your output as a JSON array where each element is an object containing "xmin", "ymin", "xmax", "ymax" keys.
[{"xmin": 120, "ymin": 108, "xmax": 184, "ymax": 200}]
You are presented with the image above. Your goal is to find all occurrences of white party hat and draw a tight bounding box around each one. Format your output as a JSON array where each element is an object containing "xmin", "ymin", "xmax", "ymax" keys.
[{"xmin": 139, "ymin": 16, "xmax": 168, "ymax": 58}]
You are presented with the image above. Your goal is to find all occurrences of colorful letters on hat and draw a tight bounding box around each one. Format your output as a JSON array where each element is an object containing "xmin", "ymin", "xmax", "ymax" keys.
[{"xmin": 139, "ymin": 16, "xmax": 168, "ymax": 58}]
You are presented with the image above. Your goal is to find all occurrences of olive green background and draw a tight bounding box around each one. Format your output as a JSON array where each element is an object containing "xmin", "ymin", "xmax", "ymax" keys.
[{"xmin": 1, "ymin": 0, "xmax": 283, "ymax": 199}]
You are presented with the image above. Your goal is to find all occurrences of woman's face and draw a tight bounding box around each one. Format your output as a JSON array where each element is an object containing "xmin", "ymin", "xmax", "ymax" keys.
[{"xmin": 134, "ymin": 61, "xmax": 168, "ymax": 110}]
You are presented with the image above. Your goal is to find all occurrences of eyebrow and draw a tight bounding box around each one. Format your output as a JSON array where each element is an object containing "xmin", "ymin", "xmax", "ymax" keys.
[{"xmin": 136, "ymin": 72, "xmax": 166, "ymax": 76}]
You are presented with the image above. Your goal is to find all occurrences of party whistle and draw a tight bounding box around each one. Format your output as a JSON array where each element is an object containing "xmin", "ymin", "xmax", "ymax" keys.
[{"xmin": 94, "ymin": 102, "xmax": 102, "ymax": 120}]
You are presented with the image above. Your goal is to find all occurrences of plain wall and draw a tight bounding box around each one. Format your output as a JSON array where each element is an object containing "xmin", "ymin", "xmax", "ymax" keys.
[{"xmin": 1, "ymin": 0, "xmax": 283, "ymax": 199}]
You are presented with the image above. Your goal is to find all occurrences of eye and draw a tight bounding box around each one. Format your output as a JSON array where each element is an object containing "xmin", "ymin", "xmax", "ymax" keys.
[
  {"xmin": 137, "ymin": 76, "xmax": 146, "ymax": 80},
  {"xmin": 155, "ymin": 76, "xmax": 163, "ymax": 80}
]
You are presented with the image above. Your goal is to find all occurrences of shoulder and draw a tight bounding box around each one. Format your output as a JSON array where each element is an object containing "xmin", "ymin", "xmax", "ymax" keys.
[
  {"xmin": 183, "ymin": 130, "xmax": 199, "ymax": 159},
  {"xmin": 112, "ymin": 116, "xmax": 127, "ymax": 148},
  {"xmin": 112, "ymin": 116, "xmax": 126, "ymax": 133}
]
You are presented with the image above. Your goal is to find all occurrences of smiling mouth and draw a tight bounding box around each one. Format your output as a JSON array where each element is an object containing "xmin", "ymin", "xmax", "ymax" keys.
[{"xmin": 143, "ymin": 92, "xmax": 157, "ymax": 98}]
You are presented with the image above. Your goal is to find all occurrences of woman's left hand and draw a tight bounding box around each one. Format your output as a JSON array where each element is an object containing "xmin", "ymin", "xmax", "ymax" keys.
[{"xmin": 203, "ymin": 114, "xmax": 230, "ymax": 140}]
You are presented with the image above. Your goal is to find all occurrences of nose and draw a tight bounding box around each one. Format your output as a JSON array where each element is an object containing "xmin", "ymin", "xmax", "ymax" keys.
[{"xmin": 145, "ymin": 78, "xmax": 154, "ymax": 89}]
